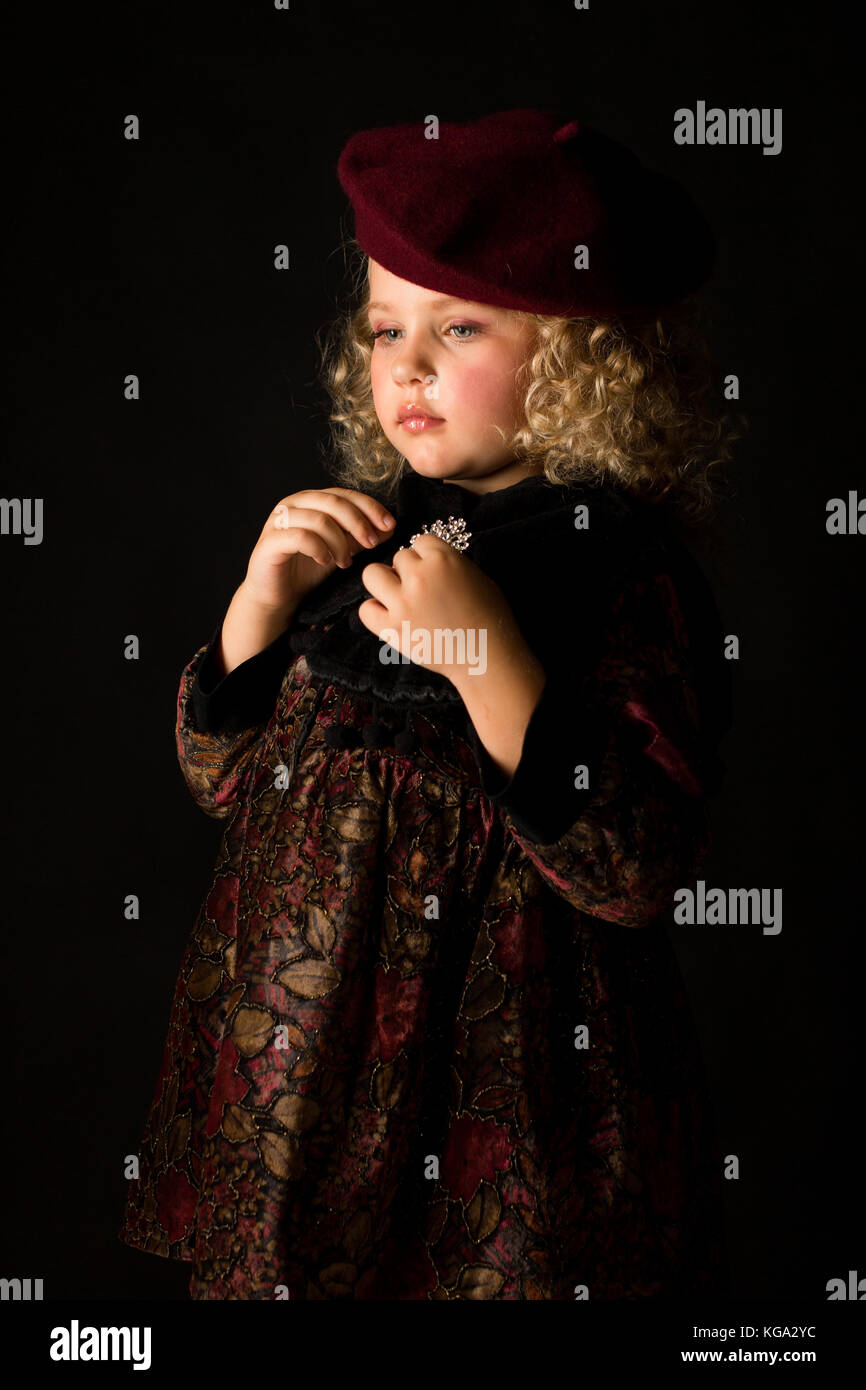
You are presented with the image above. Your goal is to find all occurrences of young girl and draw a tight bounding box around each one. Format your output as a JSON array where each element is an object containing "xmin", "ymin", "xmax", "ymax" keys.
[{"xmin": 118, "ymin": 108, "xmax": 741, "ymax": 1300}]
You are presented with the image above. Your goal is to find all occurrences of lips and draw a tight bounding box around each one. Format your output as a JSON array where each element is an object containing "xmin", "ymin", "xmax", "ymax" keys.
[
  {"xmin": 400, "ymin": 415, "xmax": 445, "ymax": 432},
  {"xmin": 397, "ymin": 406, "xmax": 443, "ymax": 422},
  {"xmin": 397, "ymin": 405, "xmax": 445, "ymax": 432}
]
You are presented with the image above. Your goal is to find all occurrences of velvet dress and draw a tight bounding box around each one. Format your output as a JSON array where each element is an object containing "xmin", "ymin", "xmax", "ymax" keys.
[{"xmin": 117, "ymin": 466, "xmax": 733, "ymax": 1300}]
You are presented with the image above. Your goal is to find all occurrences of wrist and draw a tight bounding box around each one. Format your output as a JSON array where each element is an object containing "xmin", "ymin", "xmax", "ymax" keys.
[
  {"xmin": 450, "ymin": 631, "xmax": 543, "ymax": 701},
  {"xmin": 217, "ymin": 585, "xmax": 297, "ymax": 679},
  {"xmin": 458, "ymin": 651, "xmax": 547, "ymax": 783},
  {"xmin": 236, "ymin": 582, "xmax": 299, "ymax": 625}
]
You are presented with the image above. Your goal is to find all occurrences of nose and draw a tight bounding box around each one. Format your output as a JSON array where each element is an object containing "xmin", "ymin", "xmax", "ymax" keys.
[{"xmin": 389, "ymin": 333, "xmax": 435, "ymax": 386}]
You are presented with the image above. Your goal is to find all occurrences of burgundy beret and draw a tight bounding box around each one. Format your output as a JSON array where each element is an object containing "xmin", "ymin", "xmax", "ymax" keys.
[{"xmin": 337, "ymin": 108, "xmax": 717, "ymax": 318}]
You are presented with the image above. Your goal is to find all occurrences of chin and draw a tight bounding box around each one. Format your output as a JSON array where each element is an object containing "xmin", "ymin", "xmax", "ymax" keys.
[
  {"xmin": 417, "ymin": 464, "xmax": 473, "ymax": 484},
  {"xmin": 403, "ymin": 456, "xmax": 456, "ymax": 477}
]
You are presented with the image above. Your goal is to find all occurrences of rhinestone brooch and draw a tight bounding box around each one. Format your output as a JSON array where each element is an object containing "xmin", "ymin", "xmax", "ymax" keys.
[{"xmin": 396, "ymin": 515, "xmax": 472, "ymax": 553}]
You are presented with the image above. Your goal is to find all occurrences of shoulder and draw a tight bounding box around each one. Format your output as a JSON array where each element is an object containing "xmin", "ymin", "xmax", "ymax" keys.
[{"xmin": 531, "ymin": 476, "xmax": 680, "ymax": 592}]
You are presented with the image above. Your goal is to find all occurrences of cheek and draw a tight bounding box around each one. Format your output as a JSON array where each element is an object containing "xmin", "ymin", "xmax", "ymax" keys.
[
  {"xmin": 451, "ymin": 359, "xmax": 522, "ymax": 420},
  {"xmin": 370, "ymin": 353, "xmax": 385, "ymax": 396},
  {"xmin": 370, "ymin": 356, "xmax": 397, "ymax": 424}
]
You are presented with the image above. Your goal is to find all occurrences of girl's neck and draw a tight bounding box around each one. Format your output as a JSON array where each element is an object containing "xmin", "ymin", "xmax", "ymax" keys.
[{"xmin": 417, "ymin": 460, "xmax": 545, "ymax": 496}]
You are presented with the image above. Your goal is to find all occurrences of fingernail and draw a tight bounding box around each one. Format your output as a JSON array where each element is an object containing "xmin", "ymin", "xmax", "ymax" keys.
[
  {"xmin": 365, "ymin": 532, "xmax": 378, "ymax": 545},
  {"xmin": 380, "ymin": 514, "xmax": 395, "ymax": 527}
]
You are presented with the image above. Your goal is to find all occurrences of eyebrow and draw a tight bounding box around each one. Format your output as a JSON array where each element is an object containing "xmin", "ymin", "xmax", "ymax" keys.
[{"xmin": 366, "ymin": 297, "xmax": 480, "ymax": 314}]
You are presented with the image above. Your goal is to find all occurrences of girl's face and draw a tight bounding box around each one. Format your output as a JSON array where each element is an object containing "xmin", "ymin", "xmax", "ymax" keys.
[{"xmin": 366, "ymin": 259, "xmax": 540, "ymax": 494}]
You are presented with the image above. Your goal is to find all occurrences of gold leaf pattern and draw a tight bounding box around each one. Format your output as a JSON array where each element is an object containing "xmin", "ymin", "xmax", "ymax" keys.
[
  {"xmin": 277, "ymin": 959, "xmax": 342, "ymax": 1000},
  {"xmin": 222, "ymin": 1104, "xmax": 258, "ymax": 1143},
  {"xmin": 258, "ymin": 1130, "xmax": 303, "ymax": 1182},
  {"xmin": 464, "ymin": 1181, "xmax": 501, "ymax": 1243},
  {"xmin": 456, "ymin": 1264, "xmax": 506, "ymax": 1299},
  {"xmin": 186, "ymin": 959, "xmax": 223, "ymax": 1001},
  {"xmin": 232, "ymin": 1006, "xmax": 274, "ymax": 1057},
  {"xmin": 461, "ymin": 968, "xmax": 505, "ymax": 1021},
  {"xmin": 271, "ymin": 1093, "xmax": 319, "ymax": 1133},
  {"xmin": 370, "ymin": 1053, "xmax": 409, "ymax": 1110},
  {"xmin": 166, "ymin": 1112, "xmax": 191, "ymax": 1162},
  {"xmin": 303, "ymin": 905, "xmax": 336, "ymax": 956}
]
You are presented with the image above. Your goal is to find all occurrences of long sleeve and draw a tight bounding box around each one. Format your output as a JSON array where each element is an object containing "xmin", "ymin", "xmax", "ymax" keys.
[
  {"xmin": 466, "ymin": 569, "xmax": 722, "ymax": 929},
  {"xmin": 192, "ymin": 622, "xmax": 294, "ymax": 734},
  {"xmin": 176, "ymin": 621, "xmax": 294, "ymax": 819}
]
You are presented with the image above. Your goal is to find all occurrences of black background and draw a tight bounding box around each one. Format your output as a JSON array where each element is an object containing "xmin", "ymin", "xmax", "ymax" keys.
[{"xmin": 1, "ymin": 1, "xmax": 861, "ymax": 1302}]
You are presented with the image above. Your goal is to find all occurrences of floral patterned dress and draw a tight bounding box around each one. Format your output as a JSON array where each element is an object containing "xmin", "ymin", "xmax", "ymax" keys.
[{"xmin": 117, "ymin": 469, "xmax": 732, "ymax": 1299}]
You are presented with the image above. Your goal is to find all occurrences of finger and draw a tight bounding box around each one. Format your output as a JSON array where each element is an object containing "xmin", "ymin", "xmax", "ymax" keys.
[
  {"xmin": 322, "ymin": 487, "xmax": 397, "ymax": 530},
  {"xmin": 360, "ymin": 559, "xmax": 403, "ymax": 605},
  {"xmin": 390, "ymin": 542, "xmax": 423, "ymax": 575},
  {"xmin": 270, "ymin": 505, "xmax": 364, "ymax": 567},
  {"xmin": 404, "ymin": 532, "xmax": 453, "ymax": 556},
  {"xmin": 356, "ymin": 596, "xmax": 390, "ymax": 636},
  {"xmin": 268, "ymin": 524, "xmax": 339, "ymax": 567},
  {"xmin": 286, "ymin": 488, "xmax": 396, "ymax": 548}
]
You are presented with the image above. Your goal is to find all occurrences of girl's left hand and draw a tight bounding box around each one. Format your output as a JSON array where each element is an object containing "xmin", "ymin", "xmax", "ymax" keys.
[{"xmin": 357, "ymin": 533, "xmax": 531, "ymax": 689}]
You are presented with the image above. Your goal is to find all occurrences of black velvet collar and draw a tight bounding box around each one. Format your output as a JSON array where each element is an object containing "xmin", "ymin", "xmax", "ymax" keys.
[{"xmin": 288, "ymin": 466, "xmax": 687, "ymax": 712}]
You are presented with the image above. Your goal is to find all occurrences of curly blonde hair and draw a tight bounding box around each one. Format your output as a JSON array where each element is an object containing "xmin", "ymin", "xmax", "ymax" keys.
[{"xmin": 314, "ymin": 239, "xmax": 746, "ymax": 526}]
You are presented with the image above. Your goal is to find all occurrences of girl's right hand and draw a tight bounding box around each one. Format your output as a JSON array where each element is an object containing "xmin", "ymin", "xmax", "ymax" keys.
[{"xmin": 239, "ymin": 487, "xmax": 397, "ymax": 614}]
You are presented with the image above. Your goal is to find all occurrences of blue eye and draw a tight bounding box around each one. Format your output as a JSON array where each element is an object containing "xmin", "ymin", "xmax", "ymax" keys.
[{"xmin": 370, "ymin": 324, "xmax": 481, "ymax": 345}]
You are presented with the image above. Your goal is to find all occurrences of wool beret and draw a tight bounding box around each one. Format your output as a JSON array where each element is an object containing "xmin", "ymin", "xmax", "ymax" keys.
[{"xmin": 337, "ymin": 108, "xmax": 717, "ymax": 319}]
